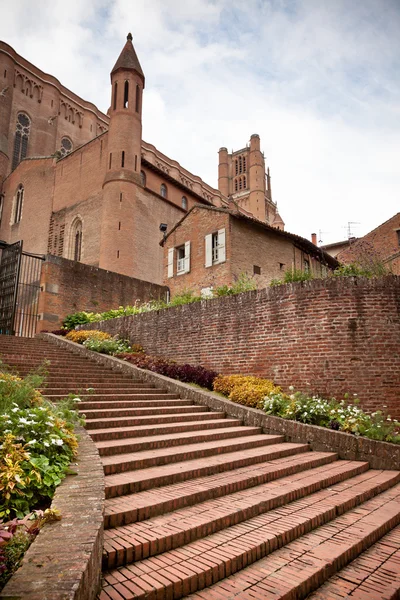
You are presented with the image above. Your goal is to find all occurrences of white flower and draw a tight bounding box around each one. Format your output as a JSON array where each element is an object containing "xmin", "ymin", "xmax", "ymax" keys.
[
  {"xmin": 12, "ymin": 407, "xmax": 19, "ymax": 413},
  {"xmin": 19, "ymin": 417, "xmax": 30, "ymax": 425},
  {"xmin": 288, "ymin": 386, "xmax": 294, "ymax": 392},
  {"xmin": 26, "ymin": 439, "xmax": 37, "ymax": 445},
  {"xmin": 43, "ymin": 441, "xmax": 50, "ymax": 447},
  {"xmin": 73, "ymin": 397, "xmax": 82, "ymax": 402}
]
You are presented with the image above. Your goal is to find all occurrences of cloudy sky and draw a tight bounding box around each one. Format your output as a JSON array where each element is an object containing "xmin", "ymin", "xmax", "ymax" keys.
[{"xmin": 1, "ymin": 0, "xmax": 399, "ymax": 244}]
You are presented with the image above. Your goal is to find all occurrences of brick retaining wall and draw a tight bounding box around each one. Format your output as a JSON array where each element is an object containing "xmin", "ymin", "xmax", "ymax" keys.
[
  {"xmin": 39, "ymin": 334, "xmax": 400, "ymax": 470},
  {"xmin": 0, "ymin": 426, "xmax": 104, "ymax": 600},
  {"xmin": 76, "ymin": 276, "xmax": 400, "ymax": 419}
]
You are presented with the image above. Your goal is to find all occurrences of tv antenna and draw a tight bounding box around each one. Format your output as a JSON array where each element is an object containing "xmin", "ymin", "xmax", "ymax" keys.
[{"xmin": 343, "ymin": 221, "xmax": 360, "ymax": 239}]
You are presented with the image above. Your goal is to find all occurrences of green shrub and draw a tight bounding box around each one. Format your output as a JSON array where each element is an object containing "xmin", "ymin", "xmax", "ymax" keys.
[
  {"xmin": 66, "ymin": 330, "xmax": 111, "ymax": 344},
  {"xmin": 83, "ymin": 336, "xmax": 132, "ymax": 355},
  {"xmin": 333, "ymin": 261, "xmax": 390, "ymax": 278},
  {"xmin": 214, "ymin": 273, "xmax": 257, "ymax": 297}
]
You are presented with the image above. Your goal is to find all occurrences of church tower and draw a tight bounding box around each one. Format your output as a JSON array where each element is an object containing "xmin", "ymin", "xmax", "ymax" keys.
[
  {"xmin": 99, "ymin": 33, "xmax": 145, "ymax": 275},
  {"xmin": 218, "ymin": 134, "xmax": 284, "ymax": 229}
]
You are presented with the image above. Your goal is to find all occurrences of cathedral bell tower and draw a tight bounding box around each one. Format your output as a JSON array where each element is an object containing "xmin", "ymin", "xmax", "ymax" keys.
[{"xmin": 100, "ymin": 33, "xmax": 145, "ymax": 275}]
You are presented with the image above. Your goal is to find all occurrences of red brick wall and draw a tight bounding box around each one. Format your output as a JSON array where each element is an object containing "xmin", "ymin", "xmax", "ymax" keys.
[
  {"xmin": 37, "ymin": 254, "xmax": 168, "ymax": 331},
  {"xmin": 337, "ymin": 213, "xmax": 400, "ymax": 275},
  {"xmin": 90, "ymin": 276, "xmax": 400, "ymax": 419}
]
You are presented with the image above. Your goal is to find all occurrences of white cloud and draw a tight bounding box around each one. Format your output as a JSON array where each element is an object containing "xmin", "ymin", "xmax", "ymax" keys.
[{"xmin": 1, "ymin": 0, "xmax": 399, "ymax": 244}]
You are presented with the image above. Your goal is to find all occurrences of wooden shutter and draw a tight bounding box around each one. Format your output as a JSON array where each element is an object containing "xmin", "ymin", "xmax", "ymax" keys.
[
  {"xmin": 167, "ymin": 248, "xmax": 174, "ymax": 278},
  {"xmin": 205, "ymin": 234, "xmax": 212, "ymax": 267},
  {"xmin": 218, "ymin": 228, "xmax": 226, "ymax": 263},
  {"xmin": 184, "ymin": 241, "xmax": 191, "ymax": 273}
]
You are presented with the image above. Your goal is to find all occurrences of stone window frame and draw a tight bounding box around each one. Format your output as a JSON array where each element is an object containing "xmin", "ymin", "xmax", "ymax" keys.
[
  {"xmin": 12, "ymin": 112, "xmax": 31, "ymax": 171},
  {"xmin": 13, "ymin": 185, "xmax": 24, "ymax": 224},
  {"xmin": 69, "ymin": 216, "xmax": 83, "ymax": 262}
]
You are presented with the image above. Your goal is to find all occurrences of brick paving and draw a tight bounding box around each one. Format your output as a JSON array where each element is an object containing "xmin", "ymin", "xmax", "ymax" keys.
[{"xmin": 1, "ymin": 335, "xmax": 399, "ymax": 599}]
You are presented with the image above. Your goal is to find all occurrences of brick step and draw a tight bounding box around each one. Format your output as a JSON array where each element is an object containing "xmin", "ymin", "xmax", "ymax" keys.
[
  {"xmin": 184, "ymin": 482, "xmax": 400, "ymax": 600},
  {"xmin": 49, "ymin": 393, "xmax": 181, "ymax": 406},
  {"xmin": 100, "ymin": 475, "xmax": 400, "ymax": 599},
  {"xmin": 44, "ymin": 382, "xmax": 151, "ymax": 389},
  {"xmin": 79, "ymin": 399, "xmax": 194, "ymax": 411},
  {"xmin": 101, "ymin": 434, "xmax": 280, "ymax": 475},
  {"xmin": 1, "ymin": 357, "xmax": 100, "ymax": 365},
  {"xmin": 44, "ymin": 386, "xmax": 159, "ymax": 396},
  {"xmin": 42, "ymin": 377, "xmax": 144, "ymax": 384},
  {"xmin": 104, "ymin": 451, "xmax": 337, "ymax": 529},
  {"xmin": 84, "ymin": 404, "xmax": 208, "ymax": 422},
  {"xmin": 102, "ymin": 459, "xmax": 370, "ymax": 570},
  {"xmin": 97, "ymin": 425, "xmax": 262, "ymax": 458},
  {"xmin": 307, "ymin": 524, "xmax": 400, "ymax": 600},
  {"xmin": 16, "ymin": 366, "xmax": 114, "ymax": 374},
  {"xmin": 90, "ymin": 418, "xmax": 243, "ymax": 442},
  {"xmin": 85, "ymin": 410, "xmax": 223, "ymax": 431},
  {"xmin": 104, "ymin": 441, "xmax": 304, "ymax": 499}
]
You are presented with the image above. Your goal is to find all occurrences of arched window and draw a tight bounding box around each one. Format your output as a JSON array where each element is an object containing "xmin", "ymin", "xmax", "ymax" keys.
[
  {"xmin": 160, "ymin": 183, "xmax": 167, "ymax": 198},
  {"xmin": 140, "ymin": 170, "xmax": 146, "ymax": 186},
  {"xmin": 124, "ymin": 80, "xmax": 129, "ymax": 108},
  {"xmin": 113, "ymin": 82, "xmax": 118, "ymax": 110},
  {"xmin": 70, "ymin": 218, "xmax": 82, "ymax": 261},
  {"xmin": 243, "ymin": 175, "xmax": 247, "ymax": 188},
  {"xmin": 238, "ymin": 156, "xmax": 242, "ymax": 174},
  {"xmin": 243, "ymin": 156, "xmax": 247, "ymax": 173},
  {"xmin": 12, "ymin": 113, "xmax": 30, "ymax": 171},
  {"xmin": 14, "ymin": 185, "xmax": 24, "ymax": 223},
  {"xmin": 60, "ymin": 137, "xmax": 73, "ymax": 157},
  {"xmin": 235, "ymin": 160, "xmax": 238, "ymax": 175},
  {"xmin": 234, "ymin": 179, "xmax": 238, "ymax": 192},
  {"xmin": 239, "ymin": 177, "xmax": 243, "ymax": 190},
  {"xmin": 135, "ymin": 84, "xmax": 140, "ymax": 112},
  {"xmin": 181, "ymin": 196, "xmax": 188, "ymax": 209}
]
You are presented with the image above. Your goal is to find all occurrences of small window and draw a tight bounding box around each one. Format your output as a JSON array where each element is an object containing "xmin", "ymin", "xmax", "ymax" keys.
[
  {"xmin": 109, "ymin": 153, "xmax": 112, "ymax": 169},
  {"xmin": 135, "ymin": 84, "xmax": 140, "ymax": 112},
  {"xmin": 279, "ymin": 263, "xmax": 285, "ymax": 270},
  {"xmin": 60, "ymin": 137, "xmax": 73, "ymax": 157},
  {"xmin": 253, "ymin": 265, "xmax": 261, "ymax": 275},
  {"xmin": 212, "ymin": 232, "xmax": 219, "ymax": 263},
  {"xmin": 181, "ymin": 196, "xmax": 187, "ymax": 209},
  {"xmin": 124, "ymin": 80, "xmax": 129, "ymax": 108},
  {"xmin": 177, "ymin": 246, "xmax": 186, "ymax": 273},
  {"xmin": 304, "ymin": 258, "xmax": 310, "ymax": 272},
  {"xmin": 160, "ymin": 183, "xmax": 167, "ymax": 198},
  {"xmin": 0, "ymin": 194, "xmax": 4, "ymax": 224},
  {"xmin": 113, "ymin": 82, "xmax": 118, "ymax": 110},
  {"xmin": 14, "ymin": 185, "xmax": 24, "ymax": 223},
  {"xmin": 140, "ymin": 170, "xmax": 146, "ymax": 186},
  {"xmin": 121, "ymin": 151, "xmax": 125, "ymax": 168},
  {"xmin": 397, "ymin": 229, "xmax": 400, "ymax": 247}
]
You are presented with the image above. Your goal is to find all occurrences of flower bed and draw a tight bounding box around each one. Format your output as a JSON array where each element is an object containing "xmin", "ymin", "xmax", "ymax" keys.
[{"xmin": 0, "ymin": 366, "xmax": 82, "ymax": 589}]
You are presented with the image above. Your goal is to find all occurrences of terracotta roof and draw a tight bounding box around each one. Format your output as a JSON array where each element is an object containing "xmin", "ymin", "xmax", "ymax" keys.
[
  {"xmin": 161, "ymin": 205, "xmax": 338, "ymax": 268},
  {"xmin": 111, "ymin": 33, "xmax": 145, "ymax": 83}
]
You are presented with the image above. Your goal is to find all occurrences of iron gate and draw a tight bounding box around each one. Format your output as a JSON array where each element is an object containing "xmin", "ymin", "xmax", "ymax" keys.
[{"xmin": 0, "ymin": 241, "xmax": 45, "ymax": 337}]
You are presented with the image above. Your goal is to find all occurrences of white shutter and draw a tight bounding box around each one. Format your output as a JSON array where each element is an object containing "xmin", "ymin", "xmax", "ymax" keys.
[
  {"xmin": 218, "ymin": 228, "xmax": 226, "ymax": 263},
  {"xmin": 184, "ymin": 241, "xmax": 191, "ymax": 273},
  {"xmin": 167, "ymin": 248, "xmax": 174, "ymax": 278},
  {"xmin": 205, "ymin": 234, "xmax": 212, "ymax": 267}
]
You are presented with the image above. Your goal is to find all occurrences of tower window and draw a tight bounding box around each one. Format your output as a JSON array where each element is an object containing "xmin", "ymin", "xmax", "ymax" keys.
[
  {"xmin": 238, "ymin": 156, "xmax": 242, "ymax": 174},
  {"xmin": 243, "ymin": 175, "xmax": 247, "ymax": 188},
  {"xmin": 60, "ymin": 137, "xmax": 73, "ymax": 157},
  {"xmin": 181, "ymin": 196, "xmax": 188, "ymax": 209},
  {"xmin": 124, "ymin": 80, "xmax": 129, "ymax": 108},
  {"xmin": 243, "ymin": 156, "xmax": 246, "ymax": 172},
  {"xmin": 135, "ymin": 84, "xmax": 140, "ymax": 112},
  {"xmin": 12, "ymin": 113, "xmax": 31, "ymax": 171},
  {"xmin": 14, "ymin": 185, "xmax": 24, "ymax": 223},
  {"xmin": 121, "ymin": 151, "xmax": 125, "ymax": 167},
  {"xmin": 234, "ymin": 179, "xmax": 238, "ymax": 192},
  {"xmin": 160, "ymin": 183, "xmax": 167, "ymax": 198},
  {"xmin": 140, "ymin": 170, "xmax": 146, "ymax": 186},
  {"xmin": 235, "ymin": 159, "xmax": 238, "ymax": 175},
  {"xmin": 239, "ymin": 177, "xmax": 243, "ymax": 190},
  {"xmin": 113, "ymin": 82, "xmax": 118, "ymax": 110},
  {"xmin": 0, "ymin": 194, "xmax": 4, "ymax": 224},
  {"xmin": 109, "ymin": 153, "xmax": 112, "ymax": 169}
]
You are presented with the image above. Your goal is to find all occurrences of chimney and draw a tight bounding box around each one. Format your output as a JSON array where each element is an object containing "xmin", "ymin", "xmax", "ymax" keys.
[{"xmin": 311, "ymin": 233, "xmax": 317, "ymax": 246}]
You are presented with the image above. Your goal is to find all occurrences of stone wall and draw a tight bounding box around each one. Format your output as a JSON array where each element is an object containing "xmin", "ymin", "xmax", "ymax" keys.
[
  {"xmin": 37, "ymin": 254, "xmax": 168, "ymax": 332},
  {"xmin": 0, "ymin": 426, "xmax": 104, "ymax": 600},
  {"xmin": 82, "ymin": 276, "xmax": 400, "ymax": 419}
]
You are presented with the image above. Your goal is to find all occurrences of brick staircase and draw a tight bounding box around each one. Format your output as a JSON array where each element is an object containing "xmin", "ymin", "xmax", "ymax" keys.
[{"xmin": 1, "ymin": 334, "xmax": 399, "ymax": 600}]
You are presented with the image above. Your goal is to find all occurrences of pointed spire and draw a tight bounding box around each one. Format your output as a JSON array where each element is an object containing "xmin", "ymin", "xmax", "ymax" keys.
[{"xmin": 111, "ymin": 33, "xmax": 145, "ymax": 84}]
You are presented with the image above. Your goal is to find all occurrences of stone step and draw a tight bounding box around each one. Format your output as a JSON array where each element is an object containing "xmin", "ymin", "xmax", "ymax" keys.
[
  {"xmin": 104, "ymin": 451, "xmax": 337, "ymax": 529},
  {"xmin": 85, "ymin": 410, "xmax": 224, "ymax": 431},
  {"xmin": 97, "ymin": 425, "xmax": 262, "ymax": 458},
  {"xmin": 89, "ymin": 418, "xmax": 243, "ymax": 442},
  {"xmin": 183, "ymin": 482, "xmax": 400, "ymax": 600},
  {"xmin": 104, "ymin": 441, "xmax": 304, "ymax": 499},
  {"xmin": 43, "ymin": 377, "xmax": 143, "ymax": 384},
  {"xmin": 307, "ymin": 524, "xmax": 400, "ymax": 600},
  {"xmin": 100, "ymin": 475, "xmax": 400, "ymax": 599},
  {"xmin": 84, "ymin": 404, "xmax": 208, "ymax": 422},
  {"xmin": 101, "ymin": 433, "xmax": 280, "ymax": 475},
  {"xmin": 48, "ymin": 393, "xmax": 182, "ymax": 406},
  {"xmin": 78, "ymin": 399, "xmax": 193, "ymax": 411},
  {"xmin": 102, "ymin": 459, "xmax": 370, "ymax": 570}
]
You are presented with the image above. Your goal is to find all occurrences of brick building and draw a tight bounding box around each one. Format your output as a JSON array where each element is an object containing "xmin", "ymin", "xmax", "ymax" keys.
[
  {"xmin": 162, "ymin": 205, "xmax": 337, "ymax": 296},
  {"xmin": 336, "ymin": 213, "xmax": 400, "ymax": 274},
  {"xmin": 0, "ymin": 34, "xmax": 285, "ymax": 287}
]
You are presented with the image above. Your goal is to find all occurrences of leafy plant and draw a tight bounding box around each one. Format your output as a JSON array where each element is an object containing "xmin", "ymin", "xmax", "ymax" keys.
[
  {"xmin": 213, "ymin": 374, "xmax": 280, "ymax": 408},
  {"xmin": 83, "ymin": 336, "xmax": 132, "ymax": 355},
  {"xmin": 215, "ymin": 273, "xmax": 257, "ymax": 297},
  {"xmin": 66, "ymin": 330, "xmax": 111, "ymax": 344}
]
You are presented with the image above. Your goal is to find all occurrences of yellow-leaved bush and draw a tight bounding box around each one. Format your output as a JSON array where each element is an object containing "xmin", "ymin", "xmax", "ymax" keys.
[
  {"xmin": 66, "ymin": 330, "xmax": 111, "ymax": 344},
  {"xmin": 213, "ymin": 374, "xmax": 280, "ymax": 408}
]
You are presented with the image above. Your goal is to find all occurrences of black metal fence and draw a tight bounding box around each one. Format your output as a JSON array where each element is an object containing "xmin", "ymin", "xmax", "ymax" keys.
[{"xmin": 0, "ymin": 241, "xmax": 44, "ymax": 337}]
